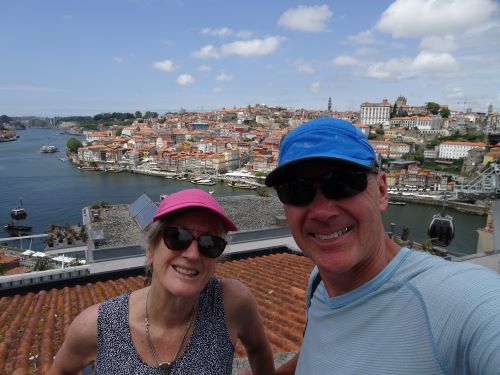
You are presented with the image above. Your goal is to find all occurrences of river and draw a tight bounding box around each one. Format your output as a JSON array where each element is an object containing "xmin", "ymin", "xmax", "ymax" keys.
[{"xmin": 0, "ymin": 128, "xmax": 487, "ymax": 255}]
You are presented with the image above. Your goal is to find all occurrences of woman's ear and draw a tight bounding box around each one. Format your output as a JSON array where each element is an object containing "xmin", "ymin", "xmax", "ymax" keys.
[{"xmin": 146, "ymin": 247, "xmax": 154, "ymax": 264}]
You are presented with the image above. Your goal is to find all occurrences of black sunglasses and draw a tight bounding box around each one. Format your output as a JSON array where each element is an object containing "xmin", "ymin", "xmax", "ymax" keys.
[
  {"xmin": 162, "ymin": 227, "xmax": 227, "ymax": 258},
  {"xmin": 275, "ymin": 170, "xmax": 373, "ymax": 206}
]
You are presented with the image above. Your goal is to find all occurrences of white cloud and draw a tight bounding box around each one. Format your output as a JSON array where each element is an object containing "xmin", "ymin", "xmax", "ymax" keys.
[
  {"xmin": 309, "ymin": 81, "xmax": 321, "ymax": 93},
  {"xmin": 412, "ymin": 51, "xmax": 458, "ymax": 74},
  {"xmin": 296, "ymin": 61, "xmax": 315, "ymax": 74},
  {"xmin": 419, "ymin": 34, "xmax": 457, "ymax": 52},
  {"xmin": 365, "ymin": 58, "xmax": 413, "ymax": 80},
  {"xmin": 191, "ymin": 45, "xmax": 220, "ymax": 59},
  {"xmin": 347, "ymin": 30, "xmax": 375, "ymax": 44},
  {"xmin": 176, "ymin": 74, "xmax": 195, "ymax": 85},
  {"xmin": 114, "ymin": 57, "xmax": 124, "ymax": 64},
  {"xmin": 212, "ymin": 87, "xmax": 223, "ymax": 93},
  {"xmin": 278, "ymin": 5, "xmax": 332, "ymax": 32},
  {"xmin": 201, "ymin": 27, "xmax": 233, "ymax": 37},
  {"xmin": 220, "ymin": 36, "xmax": 284, "ymax": 57},
  {"xmin": 235, "ymin": 30, "xmax": 253, "ymax": 39},
  {"xmin": 446, "ymin": 86, "xmax": 465, "ymax": 99},
  {"xmin": 153, "ymin": 59, "xmax": 175, "ymax": 72},
  {"xmin": 376, "ymin": 0, "xmax": 499, "ymax": 38},
  {"xmin": 197, "ymin": 65, "xmax": 212, "ymax": 72},
  {"xmin": 0, "ymin": 84, "xmax": 65, "ymax": 92},
  {"xmin": 333, "ymin": 54, "xmax": 359, "ymax": 66},
  {"xmin": 216, "ymin": 72, "xmax": 233, "ymax": 81},
  {"xmin": 355, "ymin": 47, "xmax": 377, "ymax": 56},
  {"xmin": 364, "ymin": 51, "xmax": 458, "ymax": 80}
]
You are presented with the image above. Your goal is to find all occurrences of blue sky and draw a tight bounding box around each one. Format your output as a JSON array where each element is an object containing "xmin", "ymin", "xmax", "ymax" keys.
[{"xmin": 1, "ymin": 0, "xmax": 499, "ymax": 116}]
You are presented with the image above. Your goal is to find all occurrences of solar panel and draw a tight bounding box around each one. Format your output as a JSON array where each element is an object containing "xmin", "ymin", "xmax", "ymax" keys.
[
  {"xmin": 129, "ymin": 193, "xmax": 152, "ymax": 217},
  {"xmin": 129, "ymin": 194, "xmax": 158, "ymax": 230},
  {"xmin": 135, "ymin": 202, "xmax": 158, "ymax": 230}
]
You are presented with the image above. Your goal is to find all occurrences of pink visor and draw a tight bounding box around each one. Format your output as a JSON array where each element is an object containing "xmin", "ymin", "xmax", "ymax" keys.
[{"xmin": 153, "ymin": 189, "xmax": 237, "ymax": 232}]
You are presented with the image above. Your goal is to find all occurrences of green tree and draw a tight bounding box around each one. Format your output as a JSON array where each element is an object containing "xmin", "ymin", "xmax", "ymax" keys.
[
  {"xmin": 426, "ymin": 102, "xmax": 441, "ymax": 115},
  {"xmin": 0, "ymin": 114, "xmax": 12, "ymax": 124},
  {"xmin": 135, "ymin": 111, "xmax": 142, "ymax": 118},
  {"xmin": 66, "ymin": 138, "xmax": 83, "ymax": 153},
  {"xmin": 33, "ymin": 257, "xmax": 53, "ymax": 271},
  {"xmin": 439, "ymin": 107, "xmax": 450, "ymax": 118}
]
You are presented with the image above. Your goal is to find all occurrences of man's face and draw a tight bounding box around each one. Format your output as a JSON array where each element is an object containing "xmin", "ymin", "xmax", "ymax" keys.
[{"xmin": 282, "ymin": 160, "xmax": 390, "ymax": 290}]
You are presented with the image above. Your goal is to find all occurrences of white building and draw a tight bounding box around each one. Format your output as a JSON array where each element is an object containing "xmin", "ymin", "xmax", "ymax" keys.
[
  {"xmin": 390, "ymin": 115, "xmax": 443, "ymax": 131},
  {"xmin": 438, "ymin": 141, "xmax": 487, "ymax": 160},
  {"xmin": 360, "ymin": 99, "xmax": 392, "ymax": 126}
]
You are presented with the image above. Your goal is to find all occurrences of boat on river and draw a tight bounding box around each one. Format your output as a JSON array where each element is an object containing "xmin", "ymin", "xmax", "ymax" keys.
[
  {"xmin": 40, "ymin": 145, "xmax": 57, "ymax": 153},
  {"xmin": 388, "ymin": 201, "xmax": 406, "ymax": 206},
  {"xmin": 3, "ymin": 223, "xmax": 32, "ymax": 232},
  {"xmin": 192, "ymin": 177, "xmax": 216, "ymax": 186},
  {"xmin": 10, "ymin": 197, "xmax": 27, "ymax": 219},
  {"xmin": 227, "ymin": 180, "xmax": 257, "ymax": 190},
  {"xmin": 78, "ymin": 166, "xmax": 100, "ymax": 171}
]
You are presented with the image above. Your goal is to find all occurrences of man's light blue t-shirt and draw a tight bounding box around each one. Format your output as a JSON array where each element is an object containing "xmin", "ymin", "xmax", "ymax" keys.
[{"xmin": 297, "ymin": 247, "xmax": 500, "ymax": 375}]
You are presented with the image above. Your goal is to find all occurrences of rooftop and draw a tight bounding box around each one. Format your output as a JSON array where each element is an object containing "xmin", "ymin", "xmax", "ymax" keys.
[
  {"xmin": 86, "ymin": 194, "xmax": 286, "ymax": 250},
  {"xmin": 0, "ymin": 251, "xmax": 314, "ymax": 374}
]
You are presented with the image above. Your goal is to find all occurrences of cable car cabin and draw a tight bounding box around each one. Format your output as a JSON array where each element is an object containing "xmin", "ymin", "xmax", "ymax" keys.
[{"xmin": 428, "ymin": 213, "xmax": 455, "ymax": 247}]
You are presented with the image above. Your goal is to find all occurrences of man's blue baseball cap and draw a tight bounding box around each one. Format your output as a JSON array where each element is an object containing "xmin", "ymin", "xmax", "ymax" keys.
[{"xmin": 265, "ymin": 117, "xmax": 378, "ymax": 186}]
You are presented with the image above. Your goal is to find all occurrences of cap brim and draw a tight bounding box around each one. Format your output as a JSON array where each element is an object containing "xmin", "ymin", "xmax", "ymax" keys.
[{"xmin": 265, "ymin": 156, "xmax": 373, "ymax": 186}]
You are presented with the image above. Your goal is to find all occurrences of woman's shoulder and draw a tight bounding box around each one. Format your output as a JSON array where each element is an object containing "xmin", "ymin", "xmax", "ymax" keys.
[
  {"xmin": 218, "ymin": 277, "xmax": 255, "ymax": 313},
  {"xmin": 218, "ymin": 277, "xmax": 251, "ymax": 297},
  {"xmin": 65, "ymin": 303, "xmax": 100, "ymax": 344}
]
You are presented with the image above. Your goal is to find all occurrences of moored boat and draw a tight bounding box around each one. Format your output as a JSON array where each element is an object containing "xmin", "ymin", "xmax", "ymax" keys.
[
  {"xmin": 227, "ymin": 180, "xmax": 257, "ymax": 190},
  {"xmin": 10, "ymin": 197, "xmax": 27, "ymax": 219},
  {"xmin": 388, "ymin": 201, "xmax": 406, "ymax": 206},
  {"xmin": 78, "ymin": 166, "xmax": 100, "ymax": 171},
  {"xmin": 11, "ymin": 208, "xmax": 27, "ymax": 219},
  {"xmin": 192, "ymin": 177, "xmax": 216, "ymax": 186},
  {"xmin": 40, "ymin": 145, "xmax": 58, "ymax": 153},
  {"xmin": 3, "ymin": 223, "xmax": 32, "ymax": 232}
]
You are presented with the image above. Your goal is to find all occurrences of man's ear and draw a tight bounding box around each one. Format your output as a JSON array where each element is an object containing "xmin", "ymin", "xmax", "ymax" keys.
[{"xmin": 378, "ymin": 171, "xmax": 389, "ymax": 211}]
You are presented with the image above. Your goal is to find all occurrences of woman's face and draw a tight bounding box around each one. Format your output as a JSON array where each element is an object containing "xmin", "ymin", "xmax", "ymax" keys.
[{"xmin": 147, "ymin": 208, "xmax": 225, "ymax": 298}]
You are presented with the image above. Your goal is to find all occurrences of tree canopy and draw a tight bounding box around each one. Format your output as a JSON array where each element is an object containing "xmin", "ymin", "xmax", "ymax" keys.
[
  {"xmin": 440, "ymin": 107, "xmax": 450, "ymax": 118},
  {"xmin": 0, "ymin": 115, "xmax": 12, "ymax": 124},
  {"xmin": 66, "ymin": 138, "xmax": 83, "ymax": 153},
  {"xmin": 426, "ymin": 102, "xmax": 441, "ymax": 115}
]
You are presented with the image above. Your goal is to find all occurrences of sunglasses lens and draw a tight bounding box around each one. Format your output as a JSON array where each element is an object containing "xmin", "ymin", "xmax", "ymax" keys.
[
  {"xmin": 276, "ymin": 172, "xmax": 369, "ymax": 205},
  {"xmin": 198, "ymin": 235, "xmax": 227, "ymax": 258},
  {"xmin": 163, "ymin": 227, "xmax": 193, "ymax": 251},
  {"xmin": 276, "ymin": 179, "xmax": 316, "ymax": 206},
  {"xmin": 322, "ymin": 172, "xmax": 368, "ymax": 199},
  {"xmin": 163, "ymin": 227, "xmax": 226, "ymax": 258}
]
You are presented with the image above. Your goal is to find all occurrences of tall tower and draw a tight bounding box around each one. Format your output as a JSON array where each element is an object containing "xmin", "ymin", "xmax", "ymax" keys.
[
  {"xmin": 488, "ymin": 103, "xmax": 493, "ymax": 114},
  {"xmin": 328, "ymin": 97, "xmax": 332, "ymax": 112}
]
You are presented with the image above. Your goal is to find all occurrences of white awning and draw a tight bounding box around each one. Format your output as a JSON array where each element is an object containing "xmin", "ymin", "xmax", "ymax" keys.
[
  {"xmin": 32, "ymin": 252, "xmax": 48, "ymax": 257},
  {"xmin": 52, "ymin": 255, "xmax": 75, "ymax": 264},
  {"xmin": 21, "ymin": 250, "xmax": 35, "ymax": 256}
]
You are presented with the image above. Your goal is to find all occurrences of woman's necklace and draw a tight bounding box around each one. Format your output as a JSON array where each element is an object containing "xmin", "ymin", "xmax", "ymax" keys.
[{"xmin": 144, "ymin": 288, "xmax": 197, "ymax": 375}]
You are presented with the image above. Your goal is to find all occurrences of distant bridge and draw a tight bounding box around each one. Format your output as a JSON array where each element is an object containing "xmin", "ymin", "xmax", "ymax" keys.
[{"xmin": 454, "ymin": 163, "xmax": 500, "ymax": 200}]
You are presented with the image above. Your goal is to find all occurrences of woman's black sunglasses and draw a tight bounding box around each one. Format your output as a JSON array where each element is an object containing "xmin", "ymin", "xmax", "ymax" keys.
[
  {"xmin": 162, "ymin": 227, "xmax": 227, "ymax": 258},
  {"xmin": 275, "ymin": 170, "xmax": 374, "ymax": 206}
]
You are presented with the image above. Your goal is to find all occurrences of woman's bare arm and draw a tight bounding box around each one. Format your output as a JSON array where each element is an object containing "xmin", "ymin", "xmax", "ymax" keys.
[
  {"xmin": 47, "ymin": 304, "xmax": 99, "ymax": 375},
  {"xmin": 222, "ymin": 278, "xmax": 275, "ymax": 375}
]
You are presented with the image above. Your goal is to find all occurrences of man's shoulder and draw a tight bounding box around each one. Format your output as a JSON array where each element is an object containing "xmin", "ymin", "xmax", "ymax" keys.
[{"xmin": 401, "ymin": 249, "xmax": 500, "ymax": 303}]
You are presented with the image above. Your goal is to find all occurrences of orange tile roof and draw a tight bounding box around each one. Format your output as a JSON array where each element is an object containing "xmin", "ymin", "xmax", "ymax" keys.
[{"xmin": 0, "ymin": 252, "xmax": 314, "ymax": 373}]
